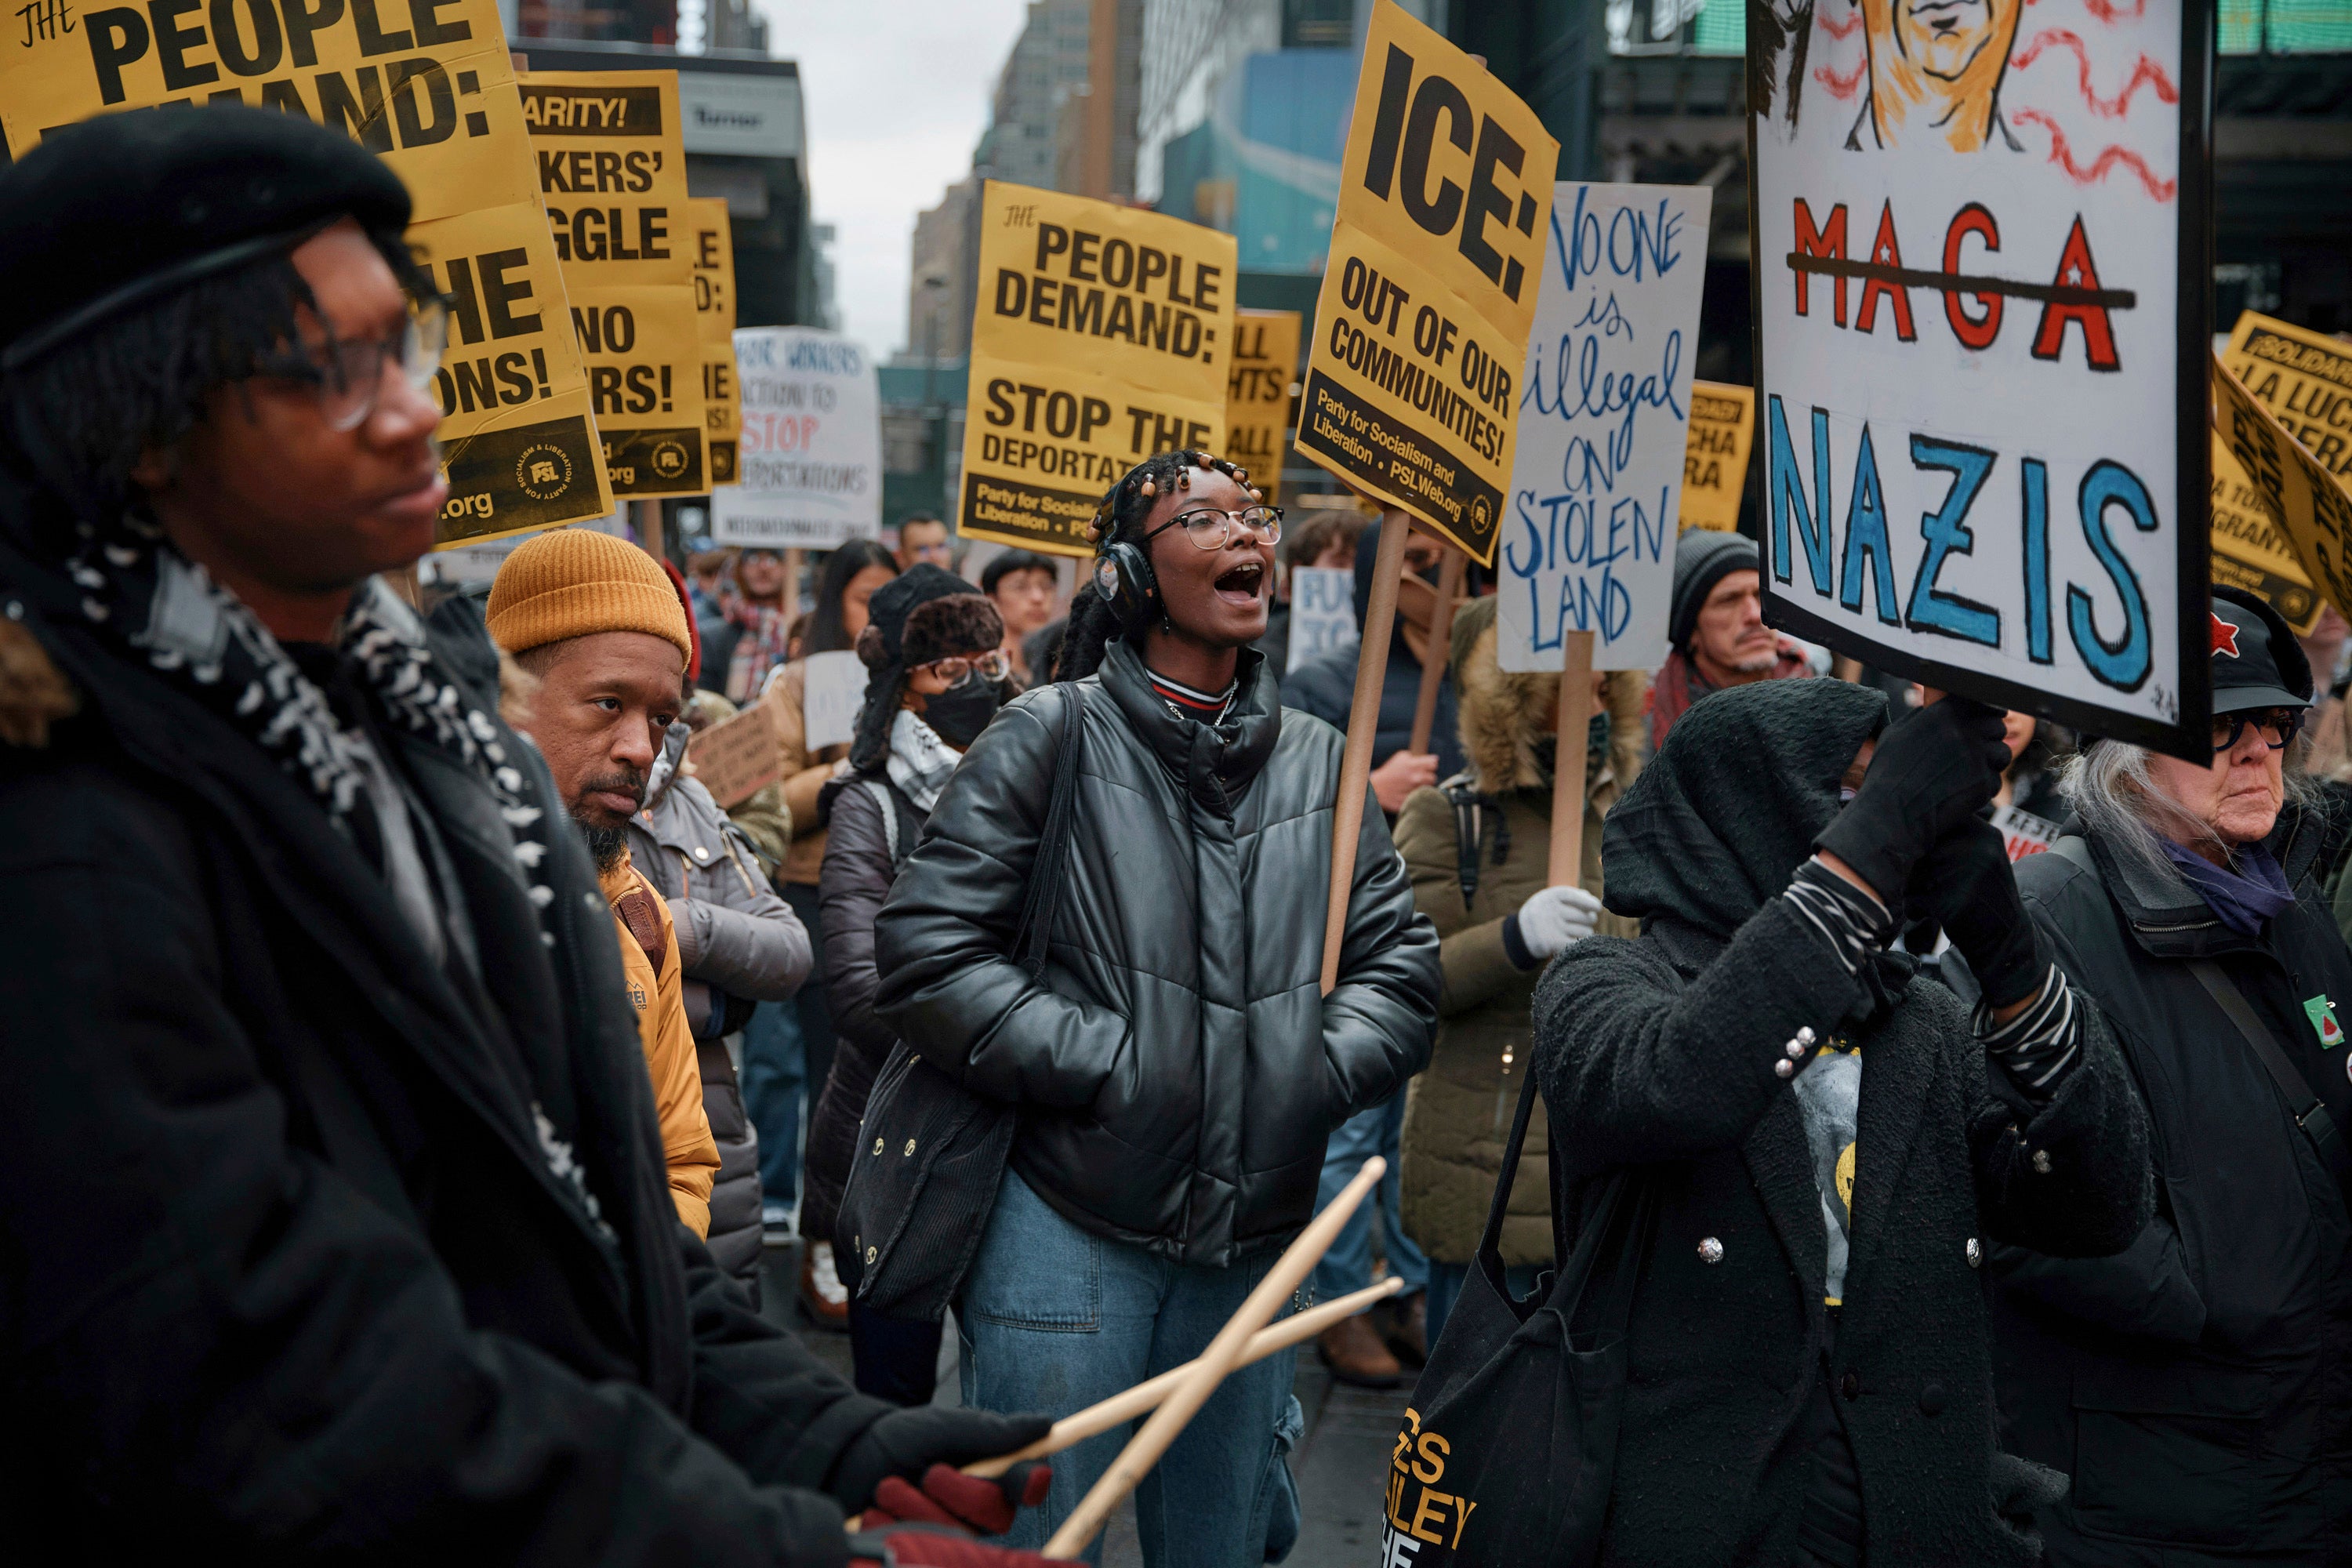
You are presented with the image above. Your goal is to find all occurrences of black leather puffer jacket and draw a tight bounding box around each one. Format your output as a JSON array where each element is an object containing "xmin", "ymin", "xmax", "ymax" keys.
[{"xmin": 873, "ymin": 637, "xmax": 1439, "ymax": 1265}]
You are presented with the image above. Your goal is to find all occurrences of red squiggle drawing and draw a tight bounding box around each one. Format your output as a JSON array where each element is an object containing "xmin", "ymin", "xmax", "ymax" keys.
[
  {"xmin": 2012, "ymin": 30, "xmax": 2178, "ymax": 117},
  {"xmin": 1820, "ymin": 6, "xmax": 1861, "ymax": 39},
  {"xmin": 2012, "ymin": 107, "xmax": 2177, "ymax": 200},
  {"xmin": 1813, "ymin": 60, "xmax": 1867, "ymax": 100},
  {"xmin": 2080, "ymin": 0, "xmax": 2148, "ymax": 20}
]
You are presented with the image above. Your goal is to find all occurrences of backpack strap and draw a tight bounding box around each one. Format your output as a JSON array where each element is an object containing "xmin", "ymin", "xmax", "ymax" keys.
[{"xmin": 1011, "ymin": 684, "xmax": 1087, "ymax": 979}]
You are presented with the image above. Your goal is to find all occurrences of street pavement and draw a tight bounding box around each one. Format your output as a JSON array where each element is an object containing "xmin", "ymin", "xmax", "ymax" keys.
[{"xmin": 758, "ymin": 1244, "xmax": 1409, "ymax": 1568}]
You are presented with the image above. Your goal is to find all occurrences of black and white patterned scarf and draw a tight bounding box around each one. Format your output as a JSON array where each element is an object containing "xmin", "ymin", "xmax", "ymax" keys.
[{"xmin": 70, "ymin": 519, "xmax": 608, "ymax": 1225}]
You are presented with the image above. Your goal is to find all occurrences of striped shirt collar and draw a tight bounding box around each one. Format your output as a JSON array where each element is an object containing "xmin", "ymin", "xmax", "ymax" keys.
[{"xmin": 1145, "ymin": 666, "xmax": 1237, "ymax": 725}]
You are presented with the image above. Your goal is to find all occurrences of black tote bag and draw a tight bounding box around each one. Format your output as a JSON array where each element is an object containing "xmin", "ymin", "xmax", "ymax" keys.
[{"xmin": 1382, "ymin": 1066, "xmax": 1656, "ymax": 1567}]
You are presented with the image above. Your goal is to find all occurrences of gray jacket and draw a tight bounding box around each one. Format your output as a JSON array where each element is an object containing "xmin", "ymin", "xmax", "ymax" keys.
[{"xmin": 626, "ymin": 723, "xmax": 813, "ymax": 1287}]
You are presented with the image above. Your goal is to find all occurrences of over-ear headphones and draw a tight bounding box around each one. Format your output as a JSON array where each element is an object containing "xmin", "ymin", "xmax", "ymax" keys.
[{"xmin": 1094, "ymin": 537, "xmax": 1159, "ymax": 632}]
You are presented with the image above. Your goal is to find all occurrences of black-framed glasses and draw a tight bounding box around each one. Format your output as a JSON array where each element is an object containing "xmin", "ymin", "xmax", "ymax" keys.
[
  {"xmin": 2211, "ymin": 706, "xmax": 2304, "ymax": 753},
  {"xmin": 919, "ymin": 648, "xmax": 1011, "ymax": 688},
  {"xmin": 1143, "ymin": 503, "xmax": 1283, "ymax": 551},
  {"xmin": 263, "ymin": 295, "xmax": 449, "ymax": 431}
]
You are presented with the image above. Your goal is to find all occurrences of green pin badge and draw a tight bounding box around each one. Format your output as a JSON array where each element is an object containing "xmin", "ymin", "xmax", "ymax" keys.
[{"xmin": 2304, "ymin": 995, "xmax": 2344, "ymax": 1049}]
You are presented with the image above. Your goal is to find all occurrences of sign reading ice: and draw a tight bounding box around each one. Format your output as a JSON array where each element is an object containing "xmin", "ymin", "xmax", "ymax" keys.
[
  {"xmin": 1750, "ymin": 0, "xmax": 2210, "ymax": 759},
  {"xmin": 1498, "ymin": 182, "xmax": 1709, "ymax": 673}
]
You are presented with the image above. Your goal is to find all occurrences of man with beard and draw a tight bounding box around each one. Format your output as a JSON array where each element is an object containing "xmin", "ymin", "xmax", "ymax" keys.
[
  {"xmin": 1648, "ymin": 531, "xmax": 1813, "ymax": 750},
  {"xmin": 488, "ymin": 528, "xmax": 722, "ymax": 1234}
]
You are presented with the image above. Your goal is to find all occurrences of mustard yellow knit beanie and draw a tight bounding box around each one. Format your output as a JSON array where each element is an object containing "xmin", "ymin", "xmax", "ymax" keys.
[{"xmin": 485, "ymin": 528, "xmax": 692, "ymax": 662}]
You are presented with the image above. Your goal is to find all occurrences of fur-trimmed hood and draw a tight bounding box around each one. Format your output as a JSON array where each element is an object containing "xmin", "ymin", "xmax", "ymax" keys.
[{"xmin": 1450, "ymin": 598, "xmax": 1646, "ymax": 800}]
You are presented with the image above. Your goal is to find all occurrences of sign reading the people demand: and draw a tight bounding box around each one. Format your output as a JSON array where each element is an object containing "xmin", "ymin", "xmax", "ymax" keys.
[
  {"xmin": 521, "ymin": 70, "xmax": 706, "ymax": 497},
  {"xmin": 1681, "ymin": 381, "xmax": 1755, "ymax": 532},
  {"xmin": 0, "ymin": 0, "xmax": 618, "ymax": 548},
  {"xmin": 688, "ymin": 197, "xmax": 742, "ymax": 485},
  {"xmin": 1497, "ymin": 182, "xmax": 1709, "ymax": 673},
  {"xmin": 711, "ymin": 328, "xmax": 882, "ymax": 547},
  {"xmin": 2210, "ymin": 430, "xmax": 2322, "ymax": 635},
  {"xmin": 1749, "ymin": 0, "xmax": 2211, "ymax": 757},
  {"xmin": 1226, "ymin": 310, "xmax": 1301, "ymax": 506},
  {"xmin": 1294, "ymin": 0, "xmax": 1557, "ymax": 565},
  {"xmin": 957, "ymin": 180, "xmax": 1238, "ymax": 558}
]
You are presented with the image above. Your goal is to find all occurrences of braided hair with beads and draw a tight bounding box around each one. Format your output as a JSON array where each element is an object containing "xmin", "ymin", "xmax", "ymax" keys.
[{"xmin": 1055, "ymin": 448, "xmax": 1265, "ymax": 683}]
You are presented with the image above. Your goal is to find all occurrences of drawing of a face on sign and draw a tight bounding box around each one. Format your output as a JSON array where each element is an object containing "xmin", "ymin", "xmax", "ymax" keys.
[
  {"xmin": 1749, "ymin": 0, "xmax": 2209, "ymax": 759},
  {"xmin": 1853, "ymin": 0, "xmax": 2026, "ymax": 151}
]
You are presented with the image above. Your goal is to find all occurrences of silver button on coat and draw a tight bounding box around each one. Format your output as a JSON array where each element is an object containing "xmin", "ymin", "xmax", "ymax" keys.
[{"xmin": 1697, "ymin": 1236, "xmax": 1725, "ymax": 1265}]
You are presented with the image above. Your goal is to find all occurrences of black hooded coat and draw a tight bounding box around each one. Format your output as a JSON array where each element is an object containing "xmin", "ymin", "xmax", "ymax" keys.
[{"xmin": 1533, "ymin": 681, "xmax": 2152, "ymax": 1567}]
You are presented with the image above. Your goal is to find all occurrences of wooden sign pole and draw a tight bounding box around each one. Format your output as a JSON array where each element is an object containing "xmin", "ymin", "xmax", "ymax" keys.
[
  {"xmin": 1319, "ymin": 517, "xmax": 1411, "ymax": 996},
  {"xmin": 1406, "ymin": 540, "xmax": 1467, "ymax": 757},
  {"xmin": 1547, "ymin": 630, "xmax": 1596, "ymax": 887},
  {"xmin": 1040, "ymin": 1158, "xmax": 1388, "ymax": 1559}
]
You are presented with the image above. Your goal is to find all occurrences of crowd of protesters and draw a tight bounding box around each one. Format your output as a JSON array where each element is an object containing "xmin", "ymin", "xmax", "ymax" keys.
[{"xmin": 2, "ymin": 103, "xmax": 2349, "ymax": 1568}]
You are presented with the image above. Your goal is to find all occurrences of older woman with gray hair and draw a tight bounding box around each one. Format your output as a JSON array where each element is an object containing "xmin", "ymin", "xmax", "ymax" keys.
[{"xmin": 1995, "ymin": 586, "xmax": 2352, "ymax": 1565}]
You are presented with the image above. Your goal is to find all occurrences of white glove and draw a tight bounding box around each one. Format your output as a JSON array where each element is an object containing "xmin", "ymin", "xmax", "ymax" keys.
[{"xmin": 1514, "ymin": 884, "xmax": 1603, "ymax": 962}]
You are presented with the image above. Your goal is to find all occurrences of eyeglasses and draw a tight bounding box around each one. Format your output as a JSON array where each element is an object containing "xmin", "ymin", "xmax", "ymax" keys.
[
  {"xmin": 264, "ymin": 296, "xmax": 449, "ymax": 431},
  {"xmin": 1143, "ymin": 504, "xmax": 1283, "ymax": 551},
  {"xmin": 919, "ymin": 648, "xmax": 1011, "ymax": 687},
  {"xmin": 2211, "ymin": 706, "xmax": 2304, "ymax": 754}
]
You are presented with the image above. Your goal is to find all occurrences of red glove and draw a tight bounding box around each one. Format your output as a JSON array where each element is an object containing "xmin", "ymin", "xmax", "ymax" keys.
[
  {"xmin": 865, "ymin": 1463, "xmax": 1053, "ymax": 1536},
  {"xmin": 848, "ymin": 1521, "xmax": 1070, "ymax": 1568}
]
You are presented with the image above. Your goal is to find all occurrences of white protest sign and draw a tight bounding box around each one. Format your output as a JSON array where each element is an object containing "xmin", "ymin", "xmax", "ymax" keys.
[
  {"xmin": 1287, "ymin": 567, "xmax": 1359, "ymax": 672},
  {"xmin": 713, "ymin": 328, "xmax": 884, "ymax": 547},
  {"xmin": 1498, "ymin": 182, "xmax": 1710, "ymax": 673},
  {"xmin": 1751, "ymin": 1, "xmax": 2209, "ymax": 758},
  {"xmin": 800, "ymin": 649, "xmax": 871, "ymax": 751}
]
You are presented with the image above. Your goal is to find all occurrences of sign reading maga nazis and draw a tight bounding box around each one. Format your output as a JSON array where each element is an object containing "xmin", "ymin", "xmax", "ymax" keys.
[
  {"xmin": 1294, "ymin": 0, "xmax": 1558, "ymax": 565},
  {"xmin": 1750, "ymin": 0, "xmax": 2212, "ymax": 759},
  {"xmin": 957, "ymin": 180, "xmax": 1238, "ymax": 558},
  {"xmin": 521, "ymin": 69, "xmax": 706, "ymax": 498},
  {"xmin": 0, "ymin": 0, "xmax": 619, "ymax": 547}
]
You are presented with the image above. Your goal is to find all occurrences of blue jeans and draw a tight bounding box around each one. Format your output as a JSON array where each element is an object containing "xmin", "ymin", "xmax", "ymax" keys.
[
  {"xmin": 739, "ymin": 999, "xmax": 803, "ymax": 1208},
  {"xmin": 1309, "ymin": 1094, "xmax": 1427, "ymax": 1305},
  {"xmin": 1424, "ymin": 1260, "xmax": 1543, "ymax": 1348},
  {"xmin": 960, "ymin": 1172, "xmax": 1305, "ymax": 1568}
]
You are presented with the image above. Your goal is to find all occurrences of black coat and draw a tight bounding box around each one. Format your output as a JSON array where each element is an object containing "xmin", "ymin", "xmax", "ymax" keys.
[
  {"xmin": 873, "ymin": 638, "xmax": 1440, "ymax": 1265},
  {"xmin": 1281, "ymin": 629, "xmax": 1465, "ymax": 783},
  {"xmin": 0, "ymin": 537, "xmax": 888, "ymax": 1562},
  {"xmin": 1998, "ymin": 813, "xmax": 2352, "ymax": 1565},
  {"xmin": 805, "ymin": 771, "xmax": 925, "ymax": 1245},
  {"xmin": 1536, "ymin": 679, "xmax": 2152, "ymax": 1567}
]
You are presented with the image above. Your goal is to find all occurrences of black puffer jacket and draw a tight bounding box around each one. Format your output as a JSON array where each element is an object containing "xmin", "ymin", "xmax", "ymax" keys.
[
  {"xmin": 873, "ymin": 637, "xmax": 1440, "ymax": 1265},
  {"xmin": 1996, "ymin": 812, "xmax": 2352, "ymax": 1565},
  {"xmin": 806, "ymin": 771, "xmax": 925, "ymax": 1247},
  {"xmin": 0, "ymin": 519, "xmax": 890, "ymax": 1563},
  {"xmin": 1535, "ymin": 680, "xmax": 2152, "ymax": 1568}
]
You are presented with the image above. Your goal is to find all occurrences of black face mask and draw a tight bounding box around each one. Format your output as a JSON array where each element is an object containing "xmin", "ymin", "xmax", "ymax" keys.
[{"xmin": 922, "ymin": 680, "xmax": 1004, "ymax": 749}]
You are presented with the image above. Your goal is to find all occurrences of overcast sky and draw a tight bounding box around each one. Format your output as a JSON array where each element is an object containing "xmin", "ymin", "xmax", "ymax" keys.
[{"xmin": 753, "ymin": 0, "xmax": 1029, "ymax": 361}]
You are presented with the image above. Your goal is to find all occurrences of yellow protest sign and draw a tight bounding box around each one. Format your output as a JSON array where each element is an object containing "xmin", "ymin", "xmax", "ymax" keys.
[
  {"xmin": 0, "ymin": 0, "xmax": 615, "ymax": 546},
  {"xmin": 1294, "ymin": 0, "xmax": 1556, "ymax": 565},
  {"xmin": 1679, "ymin": 381, "xmax": 1754, "ymax": 534},
  {"xmin": 1226, "ymin": 310, "xmax": 1299, "ymax": 506},
  {"xmin": 521, "ymin": 70, "xmax": 705, "ymax": 496},
  {"xmin": 688, "ymin": 197, "xmax": 741, "ymax": 485},
  {"xmin": 958, "ymin": 180, "xmax": 1238, "ymax": 558},
  {"xmin": 2221, "ymin": 311, "xmax": 2352, "ymax": 492},
  {"xmin": 2215, "ymin": 352, "xmax": 2352, "ymax": 624},
  {"xmin": 2210, "ymin": 430, "xmax": 2321, "ymax": 635}
]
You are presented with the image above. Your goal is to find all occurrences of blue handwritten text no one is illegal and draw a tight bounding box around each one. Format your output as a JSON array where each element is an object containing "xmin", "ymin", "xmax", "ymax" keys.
[{"xmin": 1505, "ymin": 187, "xmax": 1692, "ymax": 647}]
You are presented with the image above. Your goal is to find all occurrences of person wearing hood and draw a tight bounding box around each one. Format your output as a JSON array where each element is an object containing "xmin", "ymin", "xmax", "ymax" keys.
[
  {"xmin": 1994, "ymin": 588, "xmax": 2352, "ymax": 1564},
  {"xmin": 0, "ymin": 106, "xmax": 1058, "ymax": 1566},
  {"xmin": 808, "ymin": 565, "xmax": 1011, "ymax": 1403},
  {"xmin": 606, "ymin": 564, "xmax": 816, "ymax": 1295},
  {"xmin": 873, "ymin": 451, "xmax": 1439, "ymax": 1566},
  {"xmin": 1392, "ymin": 596, "xmax": 1649, "ymax": 1347},
  {"xmin": 1647, "ymin": 529, "xmax": 1812, "ymax": 751},
  {"xmin": 1534, "ymin": 678, "xmax": 2152, "ymax": 1566}
]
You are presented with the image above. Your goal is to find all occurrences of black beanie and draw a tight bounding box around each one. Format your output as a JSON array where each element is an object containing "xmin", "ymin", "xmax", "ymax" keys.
[
  {"xmin": 856, "ymin": 563, "xmax": 999, "ymax": 670},
  {"xmin": 1668, "ymin": 530, "xmax": 1761, "ymax": 652},
  {"xmin": 0, "ymin": 105, "xmax": 411, "ymax": 370}
]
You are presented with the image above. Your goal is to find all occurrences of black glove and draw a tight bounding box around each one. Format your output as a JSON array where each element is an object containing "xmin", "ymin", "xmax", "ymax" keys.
[
  {"xmin": 1911, "ymin": 816, "xmax": 2050, "ymax": 1011},
  {"xmin": 830, "ymin": 1404, "xmax": 1056, "ymax": 1516},
  {"xmin": 1814, "ymin": 696, "xmax": 2010, "ymax": 902}
]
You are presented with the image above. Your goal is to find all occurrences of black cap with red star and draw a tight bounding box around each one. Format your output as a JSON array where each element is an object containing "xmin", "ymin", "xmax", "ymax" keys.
[{"xmin": 2211, "ymin": 586, "xmax": 2313, "ymax": 715}]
